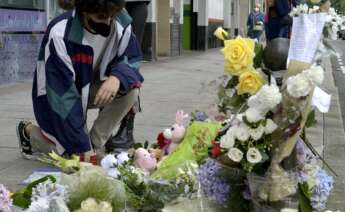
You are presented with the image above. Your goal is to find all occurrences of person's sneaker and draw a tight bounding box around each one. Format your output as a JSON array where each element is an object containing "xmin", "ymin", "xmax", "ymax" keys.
[{"xmin": 16, "ymin": 121, "xmax": 37, "ymax": 160}]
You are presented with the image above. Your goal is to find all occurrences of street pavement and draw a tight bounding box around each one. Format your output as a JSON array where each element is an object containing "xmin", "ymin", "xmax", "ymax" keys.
[{"xmin": 0, "ymin": 48, "xmax": 344, "ymax": 210}]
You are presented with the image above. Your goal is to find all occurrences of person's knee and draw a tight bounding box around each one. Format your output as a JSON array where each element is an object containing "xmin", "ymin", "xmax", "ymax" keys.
[{"xmin": 127, "ymin": 88, "xmax": 139, "ymax": 103}]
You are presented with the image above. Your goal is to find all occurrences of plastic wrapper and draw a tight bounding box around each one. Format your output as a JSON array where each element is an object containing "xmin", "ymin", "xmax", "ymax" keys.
[
  {"xmin": 152, "ymin": 121, "xmax": 221, "ymax": 180},
  {"xmin": 248, "ymin": 170, "xmax": 299, "ymax": 212},
  {"xmin": 60, "ymin": 166, "xmax": 127, "ymax": 212}
]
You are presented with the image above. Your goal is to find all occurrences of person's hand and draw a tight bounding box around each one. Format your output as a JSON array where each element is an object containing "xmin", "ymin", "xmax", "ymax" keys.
[{"xmin": 94, "ymin": 76, "xmax": 120, "ymax": 107}]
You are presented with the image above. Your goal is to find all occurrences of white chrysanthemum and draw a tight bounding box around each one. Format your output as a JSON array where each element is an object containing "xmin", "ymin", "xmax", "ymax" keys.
[
  {"xmin": 101, "ymin": 154, "xmax": 118, "ymax": 169},
  {"xmin": 247, "ymin": 84, "xmax": 282, "ymax": 114},
  {"xmin": 25, "ymin": 197, "xmax": 50, "ymax": 212},
  {"xmin": 236, "ymin": 123, "xmax": 250, "ymax": 142},
  {"xmin": 265, "ymin": 119, "xmax": 278, "ymax": 134},
  {"xmin": 303, "ymin": 65, "xmax": 324, "ymax": 86},
  {"xmin": 220, "ymin": 132, "xmax": 235, "ymax": 149},
  {"xmin": 30, "ymin": 180, "xmax": 68, "ymax": 204},
  {"xmin": 287, "ymin": 74, "xmax": 312, "ymax": 98},
  {"xmin": 245, "ymin": 108, "xmax": 263, "ymax": 123},
  {"xmin": 227, "ymin": 148, "xmax": 244, "ymax": 162},
  {"xmin": 117, "ymin": 152, "xmax": 130, "ymax": 164},
  {"xmin": 249, "ymin": 125, "xmax": 265, "ymax": 140},
  {"xmin": 246, "ymin": 148, "xmax": 263, "ymax": 164}
]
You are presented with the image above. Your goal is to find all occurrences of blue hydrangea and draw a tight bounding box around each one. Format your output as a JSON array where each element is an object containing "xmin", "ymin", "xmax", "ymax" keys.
[
  {"xmin": 0, "ymin": 184, "xmax": 12, "ymax": 212},
  {"xmin": 198, "ymin": 159, "xmax": 230, "ymax": 204},
  {"xmin": 194, "ymin": 111, "xmax": 208, "ymax": 122},
  {"xmin": 310, "ymin": 169, "xmax": 334, "ymax": 212}
]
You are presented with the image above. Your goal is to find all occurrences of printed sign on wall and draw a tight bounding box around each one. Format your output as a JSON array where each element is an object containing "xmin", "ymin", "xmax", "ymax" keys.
[
  {"xmin": 0, "ymin": 34, "xmax": 43, "ymax": 83},
  {"xmin": 0, "ymin": 8, "xmax": 46, "ymax": 32}
]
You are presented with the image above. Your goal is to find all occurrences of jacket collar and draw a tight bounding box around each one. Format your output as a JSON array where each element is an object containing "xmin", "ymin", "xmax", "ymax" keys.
[{"xmin": 66, "ymin": 9, "xmax": 132, "ymax": 45}]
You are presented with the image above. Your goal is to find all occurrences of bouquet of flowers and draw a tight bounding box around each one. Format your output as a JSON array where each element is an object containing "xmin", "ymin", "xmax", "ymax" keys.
[{"xmin": 197, "ymin": 4, "xmax": 335, "ymax": 208}]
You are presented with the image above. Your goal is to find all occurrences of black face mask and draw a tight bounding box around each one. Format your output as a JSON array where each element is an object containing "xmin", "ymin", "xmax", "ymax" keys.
[{"xmin": 87, "ymin": 18, "xmax": 111, "ymax": 37}]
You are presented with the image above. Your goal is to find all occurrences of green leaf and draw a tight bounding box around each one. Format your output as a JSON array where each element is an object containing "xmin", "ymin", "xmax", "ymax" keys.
[
  {"xmin": 298, "ymin": 185, "xmax": 313, "ymax": 212},
  {"xmin": 305, "ymin": 110, "xmax": 317, "ymax": 128},
  {"xmin": 144, "ymin": 141, "xmax": 149, "ymax": 149},
  {"xmin": 222, "ymin": 31, "xmax": 229, "ymax": 40},
  {"xmin": 253, "ymin": 43, "xmax": 264, "ymax": 69},
  {"xmin": 226, "ymin": 76, "xmax": 239, "ymax": 89},
  {"xmin": 133, "ymin": 143, "xmax": 143, "ymax": 149},
  {"xmin": 12, "ymin": 175, "xmax": 56, "ymax": 208},
  {"xmin": 260, "ymin": 151, "xmax": 269, "ymax": 163}
]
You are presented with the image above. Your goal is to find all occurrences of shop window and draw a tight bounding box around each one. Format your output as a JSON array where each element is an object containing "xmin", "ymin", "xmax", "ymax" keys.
[{"xmin": 0, "ymin": 0, "xmax": 45, "ymax": 10}]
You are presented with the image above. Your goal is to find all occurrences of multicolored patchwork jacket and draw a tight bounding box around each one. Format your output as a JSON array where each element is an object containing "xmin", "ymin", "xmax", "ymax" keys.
[{"xmin": 32, "ymin": 10, "xmax": 144, "ymax": 154}]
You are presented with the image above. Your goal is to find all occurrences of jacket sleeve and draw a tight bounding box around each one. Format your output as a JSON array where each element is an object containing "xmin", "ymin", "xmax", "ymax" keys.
[
  {"xmin": 44, "ymin": 36, "xmax": 91, "ymax": 154},
  {"xmin": 110, "ymin": 29, "xmax": 144, "ymax": 95}
]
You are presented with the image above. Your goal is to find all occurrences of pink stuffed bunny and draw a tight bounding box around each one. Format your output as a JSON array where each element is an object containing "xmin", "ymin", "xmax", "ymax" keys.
[
  {"xmin": 133, "ymin": 148, "xmax": 157, "ymax": 173},
  {"xmin": 160, "ymin": 110, "xmax": 188, "ymax": 154}
]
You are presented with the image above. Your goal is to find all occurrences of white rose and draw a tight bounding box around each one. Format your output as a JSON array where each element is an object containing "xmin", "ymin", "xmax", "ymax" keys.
[
  {"xmin": 220, "ymin": 132, "xmax": 235, "ymax": 149},
  {"xmin": 117, "ymin": 152, "xmax": 130, "ymax": 164},
  {"xmin": 101, "ymin": 154, "xmax": 118, "ymax": 169},
  {"xmin": 227, "ymin": 148, "xmax": 244, "ymax": 162},
  {"xmin": 249, "ymin": 125, "xmax": 265, "ymax": 140},
  {"xmin": 247, "ymin": 84, "xmax": 282, "ymax": 114},
  {"xmin": 246, "ymin": 148, "xmax": 263, "ymax": 164},
  {"xmin": 247, "ymin": 95, "xmax": 259, "ymax": 109},
  {"xmin": 245, "ymin": 107, "xmax": 263, "ymax": 123},
  {"xmin": 304, "ymin": 65, "xmax": 324, "ymax": 86},
  {"xmin": 265, "ymin": 119, "xmax": 278, "ymax": 134},
  {"xmin": 287, "ymin": 74, "xmax": 312, "ymax": 98},
  {"xmin": 236, "ymin": 123, "xmax": 250, "ymax": 142}
]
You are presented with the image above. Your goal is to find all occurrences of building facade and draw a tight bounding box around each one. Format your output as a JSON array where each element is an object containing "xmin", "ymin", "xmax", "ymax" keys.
[
  {"xmin": 0, "ymin": 0, "xmax": 63, "ymax": 84},
  {"xmin": 0, "ymin": 0, "xmax": 259, "ymax": 83},
  {"xmin": 142, "ymin": 0, "xmax": 258, "ymax": 60}
]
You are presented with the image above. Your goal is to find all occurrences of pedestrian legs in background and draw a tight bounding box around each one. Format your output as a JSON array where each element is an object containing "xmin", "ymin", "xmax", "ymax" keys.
[
  {"xmin": 105, "ymin": 1, "xmax": 149, "ymax": 153},
  {"xmin": 126, "ymin": 2, "xmax": 149, "ymax": 43}
]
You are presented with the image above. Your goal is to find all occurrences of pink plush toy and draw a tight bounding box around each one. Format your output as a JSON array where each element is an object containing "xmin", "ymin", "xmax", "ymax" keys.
[
  {"xmin": 158, "ymin": 110, "xmax": 188, "ymax": 155},
  {"xmin": 133, "ymin": 148, "xmax": 157, "ymax": 173}
]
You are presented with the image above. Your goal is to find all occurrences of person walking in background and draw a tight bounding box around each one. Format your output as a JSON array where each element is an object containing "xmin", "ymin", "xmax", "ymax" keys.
[
  {"xmin": 105, "ymin": 0, "xmax": 151, "ymax": 153},
  {"xmin": 16, "ymin": 0, "xmax": 144, "ymax": 163},
  {"xmin": 247, "ymin": 3, "xmax": 265, "ymax": 42}
]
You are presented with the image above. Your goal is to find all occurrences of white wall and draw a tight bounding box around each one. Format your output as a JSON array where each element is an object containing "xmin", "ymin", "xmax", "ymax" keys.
[{"xmin": 208, "ymin": 0, "xmax": 224, "ymax": 20}]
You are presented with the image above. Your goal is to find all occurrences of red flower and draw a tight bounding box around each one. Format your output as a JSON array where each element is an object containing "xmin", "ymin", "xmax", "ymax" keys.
[
  {"xmin": 157, "ymin": 132, "xmax": 167, "ymax": 149},
  {"xmin": 211, "ymin": 141, "xmax": 222, "ymax": 158}
]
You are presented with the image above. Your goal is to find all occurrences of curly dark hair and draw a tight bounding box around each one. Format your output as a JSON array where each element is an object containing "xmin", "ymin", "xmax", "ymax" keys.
[
  {"xmin": 58, "ymin": 0, "xmax": 75, "ymax": 10},
  {"xmin": 74, "ymin": 0, "xmax": 125, "ymax": 15}
]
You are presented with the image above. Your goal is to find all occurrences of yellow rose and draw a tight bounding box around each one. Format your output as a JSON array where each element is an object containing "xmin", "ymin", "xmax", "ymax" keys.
[
  {"xmin": 222, "ymin": 36, "xmax": 255, "ymax": 76},
  {"xmin": 224, "ymin": 60, "xmax": 247, "ymax": 76},
  {"xmin": 237, "ymin": 68, "xmax": 265, "ymax": 95},
  {"xmin": 214, "ymin": 27, "xmax": 229, "ymax": 41}
]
